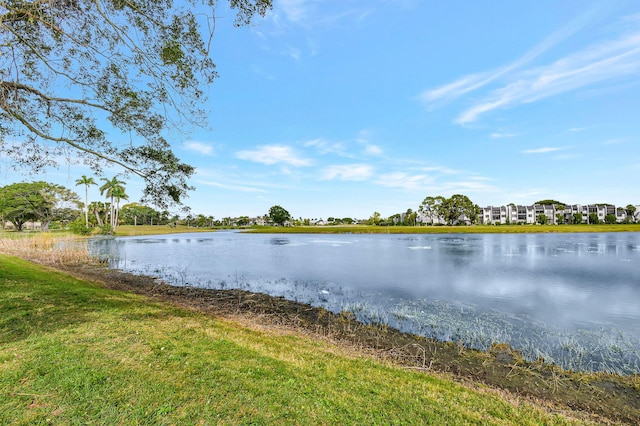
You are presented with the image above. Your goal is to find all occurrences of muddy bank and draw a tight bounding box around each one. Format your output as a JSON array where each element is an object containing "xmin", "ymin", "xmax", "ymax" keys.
[{"xmin": 62, "ymin": 263, "xmax": 640, "ymax": 425}]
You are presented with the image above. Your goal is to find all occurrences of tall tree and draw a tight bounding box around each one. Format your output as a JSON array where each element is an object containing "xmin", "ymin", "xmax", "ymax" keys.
[
  {"xmin": 626, "ymin": 204, "xmax": 637, "ymax": 223},
  {"xmin": 0, "ymin": 181, "xmax": 80, "ymax": 231},
  {"xmin": 419, "ymin": 196, "xmax": 445, "ymax": 225},
  {"xmin": 437, "ymin": 194, "xmax": 477, "ymax": 226},
  {"xmin": 88, "ymin": 201, "xmax": 107, "ymax": 227},
  {"xmin": 268, "ymin": 205, "xmax": 291, "ymax": 226},
  {"xmin": 0, "ymin": 182, "xmax": 43, "ymax": 231},
  {"xmin": 367, "ymin": 211, "xmax": 382, "ymax": 226},
  {"xmin": 99, "ymin": 176, "xmax": 126, "ymax": 231},
  {"xmin": 110, "ymin": 185, "xmax": 129, "ymax": 228},
  {"xmin": 1, "ymin": 0, "xmax": 272, "ymax": 208},
  {"xmin": 75, "ymin": 175, "xmax": 97, "ymax": 228},
  {"xmin": 572, "ymin": 212, "xmax": 583, "ymax": 224}
]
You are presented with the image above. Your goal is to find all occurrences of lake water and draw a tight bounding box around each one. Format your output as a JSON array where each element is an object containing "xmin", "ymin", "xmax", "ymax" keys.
[{"xmin": 89, "ymin": 231, "xmax": 640, "ymax": 374}]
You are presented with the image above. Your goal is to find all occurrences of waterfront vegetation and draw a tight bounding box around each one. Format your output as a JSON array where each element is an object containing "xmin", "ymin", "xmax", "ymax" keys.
[
  {"xmin": 113, "ymin": 224, "xmax": 217, "ymax": 236},
  {"xmin": 0, "ymin": 254, "xmax": 600, "ymax": 425},
  {"xmin": 3, "ymin": 223, "xmax": 640, "ymax": 238},
  {"xmin": 244, "ymin": 223, "xmax": 640, "ymax": 234},
  {"xmin": 0, "ymin": 233, "xmax": 91, "ymax": 265}
]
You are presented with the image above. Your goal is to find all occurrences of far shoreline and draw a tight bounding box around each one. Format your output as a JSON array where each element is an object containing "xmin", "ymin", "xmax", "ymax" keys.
[{"xmin": 110, "ymin": 223, "xmax": 640, "ymax": 236}]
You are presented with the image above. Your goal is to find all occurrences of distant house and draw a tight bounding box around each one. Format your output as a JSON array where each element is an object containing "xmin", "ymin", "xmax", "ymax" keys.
[{"xmin": 249, "ymin": 217, "xmax": 267, "ymax": 226}]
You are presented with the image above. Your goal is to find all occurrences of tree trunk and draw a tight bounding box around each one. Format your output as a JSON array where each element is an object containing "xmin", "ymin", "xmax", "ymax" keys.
[
  {"xmin": 85, "ymin": 187, "xmax": 89, "ymax": 227},
  {"xmin": 94, "ymin": 210, "xmax": 103, "ymax": 227}
]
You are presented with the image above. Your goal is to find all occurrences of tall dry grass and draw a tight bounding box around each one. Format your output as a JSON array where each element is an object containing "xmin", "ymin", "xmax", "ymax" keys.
[{"xmin": 0, "ymin": 233, "xmax": 92, "ymax": 265}]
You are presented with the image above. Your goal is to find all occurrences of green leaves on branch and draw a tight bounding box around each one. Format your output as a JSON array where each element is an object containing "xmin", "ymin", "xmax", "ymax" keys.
[{"xmin": 0, "ymin": 0, "xmax": 272, "ymax": 207}]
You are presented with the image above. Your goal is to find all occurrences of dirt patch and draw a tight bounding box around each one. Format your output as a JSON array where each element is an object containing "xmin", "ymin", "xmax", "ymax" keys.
[{"xmin": 62, "ymin": 263, "xmax": 640, "ymax": 425}]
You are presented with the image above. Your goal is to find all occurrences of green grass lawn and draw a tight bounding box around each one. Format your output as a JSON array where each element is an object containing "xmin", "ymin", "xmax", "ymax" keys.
[{"xmin": 0, "ymin": 255, "xmax": 591, "ymax": 425}]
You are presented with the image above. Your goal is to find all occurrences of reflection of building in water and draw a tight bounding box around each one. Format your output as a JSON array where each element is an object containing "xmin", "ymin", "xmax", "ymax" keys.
[{"xmin": 416, "ymin": 203, "xmax": 640, "ymax": 226}]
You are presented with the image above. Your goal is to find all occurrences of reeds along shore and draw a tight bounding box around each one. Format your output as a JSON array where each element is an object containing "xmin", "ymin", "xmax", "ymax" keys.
[{"xmin": 0, "ymin": 233, "xmax": 92, "ymax": 265}]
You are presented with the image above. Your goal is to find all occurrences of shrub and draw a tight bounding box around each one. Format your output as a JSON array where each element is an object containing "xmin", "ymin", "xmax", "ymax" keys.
[
  {"xmin": 69, "ymin": 219, "xmax": 92, "ymax": 236},
  {"xmin": 99, "ymin": 225, "xmax": 114, "ymax": 235}
]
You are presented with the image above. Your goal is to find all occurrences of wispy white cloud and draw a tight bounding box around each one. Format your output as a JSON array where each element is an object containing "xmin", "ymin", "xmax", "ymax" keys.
[
  {"xmin": 285, "ymin": 45, "xmax": 301, "ymax": 60},
  {"xmin": 438, "ymin": 179, "xmax": 498, "ymax": 194},
  {"xmin": 373, "ymin": 170, "xmax": 497, "ymax": 195},
  {"xmin": 198, "ymin": 180, "xmax": 268, "ymax": 193},
  {"xmin": 355, "ymin": 129, "xmax": 383, "ymax": 156},
  {"xmin": 601, "ymin": 138, "xmax": 626, "ymax": 145},
  {"xmin": 304, "ymin": 138, "xmax": 347, "ymax": 156},
  {"xmin": 261, "ymin": 2, "xmax": 376, "ymax": 62},
  {"xmin": 503, "ymin": 189, "xmax": 548, "ymax": 203},
  {"xmin": 321, "ymin": 164, "xmax": 373, "ymax": 181},
  {"xmin": 420, "ymin": 73, "xmax": 496, "ymax": 108},
  {"xmin": 274, "ymin": 0, "xmax": 374, "ymax": 28},
  {"xmin": 279, "ymin": 0, "xmax": 310, "ymax": 24},
  {"xmin": 522, "ymin": 147, "xmax": 563, "ymax": 154},
  {"xmin": 552, "ymin": 153, "xmax": 580, "ymax": 161},
  {"xmin": 420, "ymin": 7, "xmax": 640, "ymax": 125},
  {"xmin": 305, "ymin": 133, "xmax": 383, "ymax": 158},
  {"xmin": 184, "ymin": 141, "xmax": 214, "ymax": 156},
  {"xmin": 236, "ymin": 145, "xmax": 313, "ymax": 167},
  {"xmin": 455, "ymin": 25, "xmax": 640, "ymax": 124},
  {"xmin": 363, "ymin": 144, "xmax": 382, "ymax": 155},
  {"xmin": 490, "ymin": 132, "xmax": 517, "ymax": 139},
  {"xmin": 375, "ymin": 172, "xmax": 434, "ymax": 191},
  {"xmin": 419, "ymin": 166, "xmax": 458, "ymax": 175},
  {"xmin": 421, "ymin": 7, "xmax": 599, "ymax": 109}
]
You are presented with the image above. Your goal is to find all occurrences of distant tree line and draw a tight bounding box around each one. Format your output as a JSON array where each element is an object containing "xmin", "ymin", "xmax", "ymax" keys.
[
  {"xmin": 2, "ymin": 182, "xmax": 637, "ymax": 232},
  {"xmin": 365, "ymin": 196, "xmax": 638, "ymax": 227},
  {"xmin": 367, "ymin": 194, "xmax": 480, "ymax": 226}
]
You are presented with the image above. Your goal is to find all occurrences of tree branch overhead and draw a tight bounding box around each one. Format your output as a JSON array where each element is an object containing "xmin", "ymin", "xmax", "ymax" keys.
[{"xmin": 0, "ymin": 0, "xmax": 272, "ymax": 208}]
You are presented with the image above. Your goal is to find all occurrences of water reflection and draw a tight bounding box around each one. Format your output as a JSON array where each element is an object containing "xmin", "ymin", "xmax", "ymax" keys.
[
  {"xmin": 89, "ymin": 231, "xmax": 640, "ymax": 374},
  {"xmin": 269, "ymin": 237, "xmax": 290, "ymax": 245}
]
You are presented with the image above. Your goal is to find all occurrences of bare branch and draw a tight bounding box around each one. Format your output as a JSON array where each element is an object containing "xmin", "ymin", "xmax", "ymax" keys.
[{"xmin": 7, "ymin": 106, "xmax": 147, "ymax": 179}]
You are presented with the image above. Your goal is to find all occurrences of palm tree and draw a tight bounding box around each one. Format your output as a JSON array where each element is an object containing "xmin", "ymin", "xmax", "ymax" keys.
[
  {"xmin": 110, "ymin": 186, "xmax": 129, "ymax": 229},
  {"xmin": 100, "ymin": 176, "xmax": 126, "ymax": 231},
  {"xmin": 88, "ymin": 201, "xmax": 106, "ymax": 227},
  {"xmin": 75, "ymin": 175, "xmax": 96, "ymax": 228}
]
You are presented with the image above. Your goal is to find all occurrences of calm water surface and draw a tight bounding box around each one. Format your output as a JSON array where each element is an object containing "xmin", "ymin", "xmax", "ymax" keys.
[{"xmin": 90, "ymin": 231, "xmax": 640, "ymax": 374}]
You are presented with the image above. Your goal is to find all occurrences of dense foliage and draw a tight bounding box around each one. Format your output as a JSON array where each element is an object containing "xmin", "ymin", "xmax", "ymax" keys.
[
  {"xmin": 418, "ymin": 194, "xmax": 480, "ymax": 226},
  {"xmin": 0, "ymin": 181, "xmax": 81, "ymax": 230},
  {"xmin": 268, "ymin": 205, "xmax": 291, "ymax": 226}
]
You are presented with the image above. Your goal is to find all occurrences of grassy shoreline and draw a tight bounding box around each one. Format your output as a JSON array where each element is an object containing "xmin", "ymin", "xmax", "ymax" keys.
[
  {"xmin": 5, "ymin": 223, "xmax": 639, "ymax": 238},
  {"xmin": 0, "ymin": 254, "xmax": 610, "ymax": 425},
  {"xmin": 106, "ymin": 223, "xmax": 640, "ymax": 236},
  {"xmin": 243, "ymin": 223, "xmax": 640, "ymax": 234}
]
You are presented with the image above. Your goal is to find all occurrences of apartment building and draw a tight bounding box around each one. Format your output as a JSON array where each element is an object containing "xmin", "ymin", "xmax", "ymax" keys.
[{"xmin": 480, "ymin": 204, "xmax": 639, "ymax": 225}]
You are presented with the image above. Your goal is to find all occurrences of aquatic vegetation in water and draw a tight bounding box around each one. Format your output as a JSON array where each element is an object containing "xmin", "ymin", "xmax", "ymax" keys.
[{"xmin": 114, "ymin": 259, "xmax": 640, "ymax": 375}]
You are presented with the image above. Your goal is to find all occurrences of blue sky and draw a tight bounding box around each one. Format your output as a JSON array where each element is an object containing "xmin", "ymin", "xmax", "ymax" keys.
[{"xmin": 4, "ymin": 0, "xmax": 640, "ymax": 220}]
